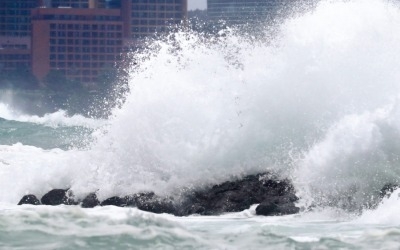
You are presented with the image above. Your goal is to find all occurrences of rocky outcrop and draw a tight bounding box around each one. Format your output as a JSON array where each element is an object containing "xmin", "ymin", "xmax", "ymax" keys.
[
  {"xmin": 100, "ymin": 196, "xmax": 129, "ymax": 207},
  {"xmin": 17, "ymin": 173, "xmax": 300, "ymax": 217},
  {"xmin": 41, "ymin": 189, "xmax": 77, "ymax": 206},
  {"xmin": 379, "ymin": 183, "xmax": 399, "ymax": 199},
  {"xmin": 18, "ymin": 194, "xmax": 41, "ymax": 205},
  {"xmin": 255, "ymin": 195, "xmax": 299, "ymax": 216},
  {"xmin": 135, "ymin": 193, "xmax": 176, "ymax": 214},
  {"xmin": 81, "ymin": 193, "xmax": 100, "ymax": 208},
  {"xmin": 99, "ymin": 192, "xmax": 176, "ymax": 214},
  {"xmin": 176, "ymin": 173, "xmax": 298, "ymax": 216}
]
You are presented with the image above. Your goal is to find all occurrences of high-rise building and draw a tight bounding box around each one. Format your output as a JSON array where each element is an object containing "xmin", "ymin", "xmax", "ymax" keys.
[
  {"xmin": 121, "ymin": 0, "xmax": 188, "ymax": 40},
  {"xmin": 207, "ymin": 0, "xmax": 285, "ymax": 25},
  {"xmin": 31, "ymin": 8, "xmax": 124, "ymax": 83},
  {"xmin": 49, "ymin": 0, "xmax": 106, "ymax": 8},
  {"xmin": 0, "ymin": 1, "xmax": 39, "ymax": 75},
  {"xmin": 0, "ymin": 0, "xmax": 39, "ymax": 37},
  {"xmin": 0, "ymin": 37, "xmax": 31, "ymax": 73},
  {"xmin": 107, "ymin": 0, "xmax": 121, "ymax": 9},
  {"xmin": 0, "ymin": 0, "xmax": 188, "ymax": 85}
]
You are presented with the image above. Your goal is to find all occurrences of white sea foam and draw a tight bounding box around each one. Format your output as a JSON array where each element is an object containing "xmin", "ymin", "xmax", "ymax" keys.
[
  {"xmin": 357, "ymin": 188, "xmax": 400, "ymax": 224},
  {"xmin": 0, "ymin": 102, "xmax": 105, "ymax": 128},
  {"xmin": 0, "ymin": 0, "xmax": 400, "ymax": 212}
]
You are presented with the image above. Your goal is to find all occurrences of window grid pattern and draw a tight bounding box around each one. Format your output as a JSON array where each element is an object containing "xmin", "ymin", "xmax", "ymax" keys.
[
  {"xmin": 129, "ymin": 0, "xmax": 185, "ymax": 39},
  {"xmin": 0, "ymin": 0, "xmax": 39, "ymax": 37}
]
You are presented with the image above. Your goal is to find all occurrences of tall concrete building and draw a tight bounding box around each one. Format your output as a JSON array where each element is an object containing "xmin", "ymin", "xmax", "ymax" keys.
[
  {"xmin": 207, "ymin": 0, "xmax": 285, "ymax": 25},
  {"xmin": 1, "ymin": 0, "xmax": 188, "ymax": 85},
  {"xmin": 0, "ymin": 0, "xmax": 39, "ymax": 37},
  {"xmin": 122, "ymin": 0, "xmax": 188, "ymax": 40},
  {"xmin": 31, "ymin": 8, "xmax": 124, "ymax": 83},
  {"xmin": 50, "ymin": 0, "xmax": 106, "ymax": 8},
  {"xmin": 0, "ymin": 0, "xmax": 39, "ymax": 75}
]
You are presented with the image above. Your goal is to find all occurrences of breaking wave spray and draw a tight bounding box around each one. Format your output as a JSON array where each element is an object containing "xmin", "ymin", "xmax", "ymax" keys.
[{"xmin": 1, "ymin": 0, "xmax": 400, "ymax": 211}]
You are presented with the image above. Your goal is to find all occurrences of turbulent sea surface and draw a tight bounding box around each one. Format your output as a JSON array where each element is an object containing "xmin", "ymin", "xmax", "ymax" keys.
[{"xmin": 2, "ymin": 0, "xmax": 400, "ymax": 248}]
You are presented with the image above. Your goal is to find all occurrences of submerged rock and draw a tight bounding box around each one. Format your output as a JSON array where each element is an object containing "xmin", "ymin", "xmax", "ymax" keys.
[
  {"xmin": 41, "ymin": 189, "xmax": 77, "ymax": 206},
  {"xmin": 18, "ymin": 194, "xmax": 41, "ymax": 205}
]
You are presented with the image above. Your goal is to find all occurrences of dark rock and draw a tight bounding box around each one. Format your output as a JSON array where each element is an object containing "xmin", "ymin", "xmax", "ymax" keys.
[
  {"xmin": 41, "ymin": 189, "xmax": 78, "ymax": 206},
  {"xmin": 176, "ymin": 173, "xmax": 299, "ymax": 216},
  {"xmin": 22, "ymin": 172, "xmax": 298, "ymax": 217},
  {"xmin": 18, "ymin": 194, "xmax": 41, "ymax": 205},
  {"xmin": 256, "ymin": 197, "xmax": 300, "ymax": 216},
  {"xmin": 99, "ymin": 192, "xmax": 176, "ymax": 214},
  {"xmin": 380, "ymin": 183, "xmax": 399, "ymax": 199},
  {"xmin": 134, "ymin": 192, "xmax": 155, "ymax": 205},
  {"xmin": 100, "ymin": 196, "xmax": 128, "ymax": 207},
  {"xmin": 135, "ymin": 193, "xmax": 176, "ymax": 214},
  {"xmin": 81, "ymin": 193, "xmax": 100, "ymax": 208}
]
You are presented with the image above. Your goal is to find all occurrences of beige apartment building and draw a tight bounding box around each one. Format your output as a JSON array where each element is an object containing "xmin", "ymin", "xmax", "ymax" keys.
[
  {"xmin": 31, "ymin": 7, "xmax": 124, "ymax": 82},
  {"xmin": 0, "ymin": 0, "xmax": 188, "ymax": 84}
]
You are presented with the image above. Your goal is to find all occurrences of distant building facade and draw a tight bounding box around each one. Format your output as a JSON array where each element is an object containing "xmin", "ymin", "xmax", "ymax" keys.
[
  {"xmin": 0, "ymin": 0, "xmax": 39, "ymax": 37},
  {"xmin": 0, "ymin": 0, "xmax": 188, "ymax": 85},
  {"xmin": 50, "ymin": 0, "xmax": 106, "ymax": 8},
  {"xmin": 122, "ymin": 0, "xmax": 188, "ymax": 40},
  {"xmin": 31, "ymin": 8, "xmax": 124, "ymax": 82},
  {"xmin": 0, "ymin": 37, "xmax": 31, "ymax": 72},
  {"xmin": 207, "ymin": 0, "xmax": 285, "ymax": 25},
  {"xmin": 0, "ymin": 0, "xmax": 39, "ymax": 74}
]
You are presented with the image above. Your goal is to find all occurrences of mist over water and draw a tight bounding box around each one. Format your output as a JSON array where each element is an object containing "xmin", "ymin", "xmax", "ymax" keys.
[{"xmin": 1, "ymin": 0, "xmax": 400, "ymax": 213}]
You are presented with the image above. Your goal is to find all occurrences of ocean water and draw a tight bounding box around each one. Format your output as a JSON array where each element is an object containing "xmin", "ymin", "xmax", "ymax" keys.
[{"xmin": 2, "ymin": 0, "xmax": 400, "ymax": 248}]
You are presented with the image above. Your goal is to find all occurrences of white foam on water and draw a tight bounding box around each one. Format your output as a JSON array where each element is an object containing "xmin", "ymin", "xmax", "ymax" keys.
[
  {"xmin": 357, "ymin": 189, "xmax": 400, "ymax": 224},
  {"xmin": 1, "ymin": 0, "xmax": 400, "ymax": 211},
  {"xmin": 0, "ymin": 103, "xmax": 105, "ymax": 128}
]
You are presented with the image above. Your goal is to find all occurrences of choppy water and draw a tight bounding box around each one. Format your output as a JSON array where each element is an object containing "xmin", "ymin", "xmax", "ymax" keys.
[
  {"xmin": 2, "ymin": 0, "xmax": 400, "ymax": 248},
  {"xmin": 1, "ymin": 203, "xmax": 400, "ymax": 250}
]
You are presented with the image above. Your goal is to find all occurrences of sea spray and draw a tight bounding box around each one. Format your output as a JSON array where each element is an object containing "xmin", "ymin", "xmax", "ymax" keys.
[{"xmin": 1, "ymin": 0, "xmax": 400, "ymax": 212}]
